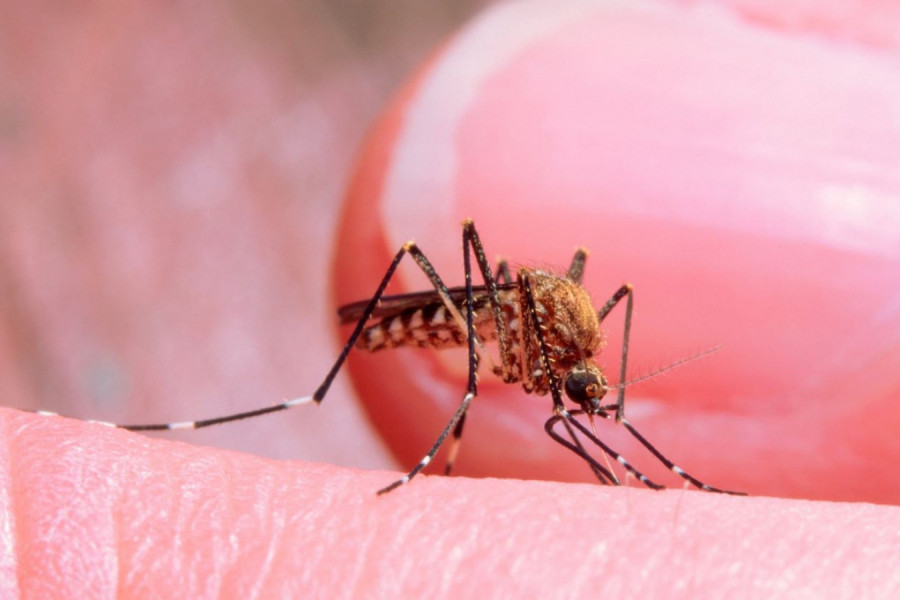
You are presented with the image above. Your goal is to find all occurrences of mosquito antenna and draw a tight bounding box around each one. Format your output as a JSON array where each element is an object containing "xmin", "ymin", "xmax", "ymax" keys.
[{"xmin": 609, "ymin": 345, "xmax": 723, "ymax": 391}]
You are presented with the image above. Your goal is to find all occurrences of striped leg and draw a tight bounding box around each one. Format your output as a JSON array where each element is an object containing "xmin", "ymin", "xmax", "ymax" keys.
[
  {"xmin": 544, "ymin": 413, "xmax": 618, "ymax": 485},
  {"xmin": 619, "ymin": 418, "xmax": 747, "ymax": 495},
  {"xmin": 548, "ymin": 410, "xmax": 746, "ymax": 495},
  {"xmin": 523, "ymin": 273, "xmax": 670, "ymax": 492},
  {"xmin": 441, "ymin": 221, "xmax": 527, "ymax": 476},
  {"xmin": 36, "ymin": 220, "xmax": 502, "ymax": 494},
  {"xmin": 377, "ymin": 392, "xmax": 475, "ymax": 495},
  {"xmin": 520, "ymin": 272, "xmax": 568, "ymax": 413},
  {"xmin": 595, "ymin": 284, "xmax": 744, "ymax": 494},
  {"xmin": 385, "ymin": 219, "xmax": 539, "ymax": 483},
  {"xmin": 443, "ymin": 412, "xmax": 467, "ymax": 476},
  {"xmin": 59, "ymin": 234, "xmax": 471, "ymax": 442},
  {"xmin": 379, "ymin": 220, "xmax": 483, "ymax": 492},
  {"xmin": 558, "ymin": 410, "xmax": 665, "ymax": 490}
]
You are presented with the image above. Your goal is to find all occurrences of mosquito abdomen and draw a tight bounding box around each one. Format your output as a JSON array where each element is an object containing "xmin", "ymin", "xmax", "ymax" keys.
[{"xmin": 358, "ymin": 303, "xmax": 467, "ymax": 351}]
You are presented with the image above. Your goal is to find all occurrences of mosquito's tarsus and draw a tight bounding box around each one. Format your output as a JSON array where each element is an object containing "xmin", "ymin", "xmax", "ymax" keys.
[{"xmin": 34, "ymin": 219, "xmax": 743, "ymax": 496}]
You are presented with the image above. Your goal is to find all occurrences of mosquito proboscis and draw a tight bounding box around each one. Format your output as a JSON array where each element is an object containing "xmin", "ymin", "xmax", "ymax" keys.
[{"xmin": 31, "ymin": 219, "xmax": 744, "ymax": 496}]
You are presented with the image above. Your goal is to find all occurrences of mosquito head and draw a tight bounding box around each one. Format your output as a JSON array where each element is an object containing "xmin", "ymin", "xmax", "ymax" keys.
[{"xmin": 563, "ymin": 363, "xmax": 608, "ymax": 413}]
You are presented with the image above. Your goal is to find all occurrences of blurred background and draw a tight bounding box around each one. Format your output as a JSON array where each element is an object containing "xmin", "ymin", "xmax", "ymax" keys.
[{"xmin": 0, "ymin": 1, "xmax": 496, "ymax": 468}]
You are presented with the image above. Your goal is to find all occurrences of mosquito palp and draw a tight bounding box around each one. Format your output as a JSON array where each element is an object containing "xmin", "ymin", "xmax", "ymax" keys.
[{"xmin": 28, "ymin": 219, "xmax": 744, "ymax": 496}]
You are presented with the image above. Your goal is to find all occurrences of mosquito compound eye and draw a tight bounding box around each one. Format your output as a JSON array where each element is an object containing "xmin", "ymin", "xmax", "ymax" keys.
[{"xmin": 564, "ymin": 369, "xmax": 605, "ymax": 405}]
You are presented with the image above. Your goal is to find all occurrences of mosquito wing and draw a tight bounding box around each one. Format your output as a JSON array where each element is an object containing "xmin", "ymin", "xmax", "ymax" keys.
[{"xmin": 337, "ymin": 282, "xmax": 517, "ymax": 324}]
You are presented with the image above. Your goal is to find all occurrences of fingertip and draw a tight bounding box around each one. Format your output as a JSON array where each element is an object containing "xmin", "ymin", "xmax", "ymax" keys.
[
  {"xmin": 335, "ymin": 2, "xmax": 900, "ymax": 502},
  {"xmin": 6, "ymin": 406, "xmax": 899, "ymax": 596}
]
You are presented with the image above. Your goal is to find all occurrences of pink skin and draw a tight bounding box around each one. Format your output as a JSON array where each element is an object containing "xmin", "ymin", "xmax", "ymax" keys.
[{"xmin": 2, "ymin": 1, "xmax": 900, "ymax": 597}]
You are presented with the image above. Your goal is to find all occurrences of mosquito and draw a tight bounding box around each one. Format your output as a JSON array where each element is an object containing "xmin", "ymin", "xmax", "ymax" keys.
[{"xmin": 36, "ymin": 219, "xmax": 743, "ymax": 496}]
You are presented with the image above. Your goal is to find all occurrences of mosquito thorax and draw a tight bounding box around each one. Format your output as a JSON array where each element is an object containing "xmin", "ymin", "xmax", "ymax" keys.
[{"xmin": 563, "ymin": 363, "xmax": 608, "ymax": 413}]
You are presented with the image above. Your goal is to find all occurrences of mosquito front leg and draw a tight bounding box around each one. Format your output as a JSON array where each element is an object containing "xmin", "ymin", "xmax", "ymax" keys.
[
  {"xmin": 544, "ymin": 413, "xmax": 618, "ymax": 485},
  {"xmin": 619, "ymin": 418, "xmax": 747, "ymax": 495},
  {"xmin": 523, "ymin": 273, "xmax": 657, "ymax": 490},
  {"xmin": 560, "ymin": 410, "xmax": 666, "ymax": 490}
]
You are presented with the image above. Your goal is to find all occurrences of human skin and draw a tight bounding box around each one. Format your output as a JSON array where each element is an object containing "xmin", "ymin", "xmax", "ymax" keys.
[{"xmin": 2, "ymin": 1, "xmax": 900, "ymax": 599}]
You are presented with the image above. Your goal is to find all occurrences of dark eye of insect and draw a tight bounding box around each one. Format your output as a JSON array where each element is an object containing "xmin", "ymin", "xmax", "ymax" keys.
[{"xmin": 564, "ymin": 369, "xmax": 606, "ymax": 406}]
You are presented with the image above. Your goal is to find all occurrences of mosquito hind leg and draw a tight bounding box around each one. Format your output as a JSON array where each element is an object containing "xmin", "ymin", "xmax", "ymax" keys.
[
  {"xmin": 110, "ymin": 242, "xmax": 430, "ymax": 431},
  {"xmin": 111, "ymin": 231, "xmax": 478, "ymax": 435}
]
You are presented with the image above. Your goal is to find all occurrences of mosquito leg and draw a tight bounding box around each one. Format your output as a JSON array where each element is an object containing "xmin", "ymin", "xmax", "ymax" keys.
[
  {"xmin": 376, "ymin": 392, "xmax": 475, "ymax": 495},
  {"xmin": 433, "ymin": 221, "xmax": 516, "ymax": 476},
  {"xmin": 596, "ymin": 284, "xmax": 634, "ymax": 422},
  {"xmin": 104, "ymin": 242, "xmax": 418, "ymax": 431},
  {"xmin": 379, "ymin": 222, "xmax": 481, "ymax": 492},
  {"xmin": 461, "ymin": 220, "xmax": 514, "ymax": 378},
  {"xmin": 619, "ymin": 418, "xmax": 747, "ymax": 495},
  {"xmin": 524, "ymin": 272, "xmax": 665, "ymax": 493},
  {"xmin": 597, "ymin": 284, "xmax": 739, "ymax": 494},
  {"xmin": 561, "ymin": 410, "xmax": 665, "ymax": 490},
  {"xmin": 544, "ymin": 413, "xmax": 618, "ymax": 485},
  {"xmin": 525, "ymin": 272, "xmax": 626, "ymax": 485},
  {"xmin": 432, "ymin": 220, "xmax": 523, "ymax": 475},
  {"xmin": 567, "ymin": 248, "xmax": 588, "ymax": 284},
  {"xmin": 443, "ymin": 412, "xmax": 467, "ymax": 476},
  {"xmin": 107, "ymin": 236, "xmax": 474, "ymax": 432},
  {"xmin": 561, "ymin": 415, "xmax": 618, "ymax": 484}
]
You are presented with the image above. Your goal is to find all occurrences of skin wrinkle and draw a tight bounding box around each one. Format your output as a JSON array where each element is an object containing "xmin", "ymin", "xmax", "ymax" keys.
[
  {"xmin": 243, "ymin": 505, "xmax": 282, "ymax": 599},
  {"xmin": 110, "ymin": 488, "xmax": 123, "ymax": 599}
]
